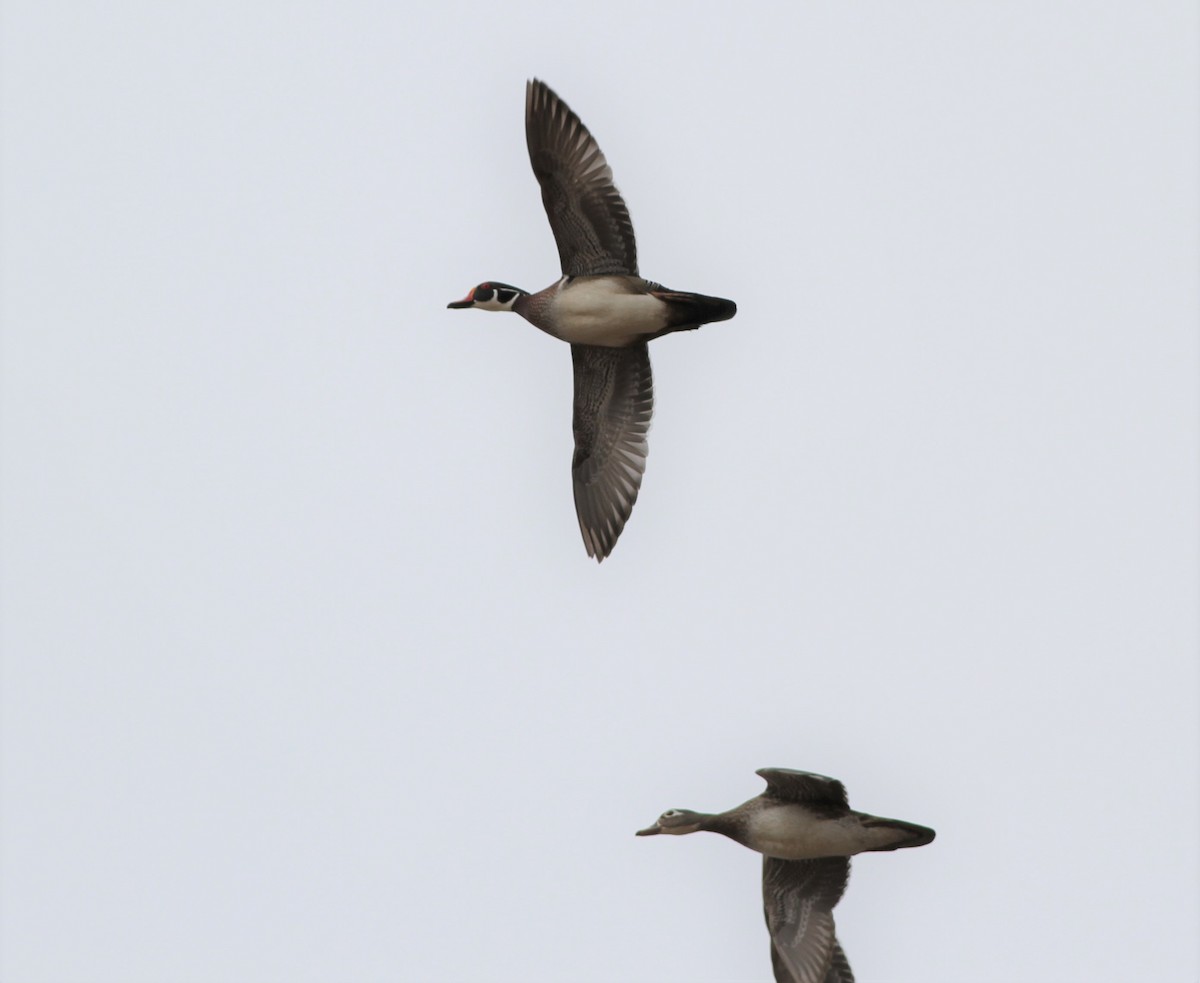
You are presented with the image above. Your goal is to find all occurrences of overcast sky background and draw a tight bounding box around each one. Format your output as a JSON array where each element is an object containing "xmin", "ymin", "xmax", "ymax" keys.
[{"xmin": 2, "ymin": 2, "xmax": 1197, "ymax": 981}]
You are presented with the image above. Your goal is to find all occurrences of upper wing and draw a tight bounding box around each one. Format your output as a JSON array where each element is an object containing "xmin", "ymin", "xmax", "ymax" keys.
[
  {"xmin": 526, "ymin": 79, "xmax": 638, "ymax": 277},
  {"xmin": 570, "ymin": 343, "xmax": 653, "ymax": 561},
  {"xmin": 763, "ymin": 856, "xmax": 851, "ymax": 983},
  {"xmin": 757, "ymin": 769, "xmax": 850, "ymax": 812}
]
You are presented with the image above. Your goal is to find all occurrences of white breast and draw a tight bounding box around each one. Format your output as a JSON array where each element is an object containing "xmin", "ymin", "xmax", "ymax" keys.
[
  {"xmin": 551, "ymin": 279, "xmax": 669, "ymax": 346},
  {"xmin": 748, "ymin": 808, "xmax": 871, "ymax": 860}
]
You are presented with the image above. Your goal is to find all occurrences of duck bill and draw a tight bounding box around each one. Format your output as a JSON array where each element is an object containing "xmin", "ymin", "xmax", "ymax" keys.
[
  {"xmin": 635, "ymin": 824, "xmax": 662, "ymax": 836},
  {"xmin": 446, "ymin": 295, "xmax": 474, "ymax": 309}
]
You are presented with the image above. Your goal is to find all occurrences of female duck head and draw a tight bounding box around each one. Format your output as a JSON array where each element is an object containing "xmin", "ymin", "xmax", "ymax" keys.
[{"xmin": 636, "ymin": 808, "xmax": 708, "ymax": 837}]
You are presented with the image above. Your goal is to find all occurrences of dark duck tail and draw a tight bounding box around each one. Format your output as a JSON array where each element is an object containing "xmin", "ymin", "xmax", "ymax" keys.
[{"xmin": 650, "ymin": 289, "xmax": 737, "ymax": 336}]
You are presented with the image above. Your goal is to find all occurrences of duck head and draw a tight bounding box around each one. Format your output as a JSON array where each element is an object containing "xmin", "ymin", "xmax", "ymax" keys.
[
  {"xmin": 636, "ymin": 808, "xmax": 708, "ymax": 837},
  {"xmin": 447, "ymin": 282, "xmax": 528, "ymax": 311}
]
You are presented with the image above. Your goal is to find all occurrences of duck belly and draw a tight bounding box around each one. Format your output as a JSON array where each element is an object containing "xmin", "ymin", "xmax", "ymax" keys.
[
  {"xmin": 552, "ymin": 279, "xmax": 669, "ymax": 346},
  {"xmin": 749, "ymin": 809, "xmax": 872, "ymax": 860}
]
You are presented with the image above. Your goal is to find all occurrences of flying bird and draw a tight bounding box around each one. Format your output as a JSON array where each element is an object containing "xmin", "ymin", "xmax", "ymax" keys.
[
  {"xmin": 448, "ymin": 80, "xmax": 736, "ymax": 561},
  {"xmin": 637, "ymin": 768, "xmax": 935, "ymax": 983}
]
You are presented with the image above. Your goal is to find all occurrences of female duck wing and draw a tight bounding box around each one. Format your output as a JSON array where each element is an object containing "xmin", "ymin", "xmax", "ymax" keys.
[
  {"xmin": 763, "ymin": 856, "xmax": 852, "ymax": 983},
  {"xmin": 570, "ymin": 343, "xmax": 653, "ymax": 561},
  {"xmin": 757, "ymin": 769, "xmax": 850, "ymax": 812},
  {"xmin": 526, "ymin": 79, "xmax": 639, "ymax": 277}
]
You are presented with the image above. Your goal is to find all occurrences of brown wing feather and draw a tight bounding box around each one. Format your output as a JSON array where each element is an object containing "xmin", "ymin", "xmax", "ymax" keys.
[
  {"xmin": 570, "ymin": 343, "xmax": 652, "ymax": 561},
  {"xmin": 824, "ymin": 940, "xmax": 855, "ymax": 983},
  {"xmin": 757, "ymin": 769, "xmax": 850, "ymax": 812},
  {"xmin": 763, "ymin": 856, "xmax": 851, "ymax": 983},
  {"xmin": 772, "ymin": 937, "xmax": 854, "ymax": 983},
  {"xmin": 526, "ymin": 79, "xmax": 638, "ymax": 277}
]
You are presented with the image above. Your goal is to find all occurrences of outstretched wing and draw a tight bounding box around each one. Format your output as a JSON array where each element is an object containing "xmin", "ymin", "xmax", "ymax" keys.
[
  {"xmin": 570, "ymin": 343, "xmax": 653, "ymax": 561},
  {"xmin": 763, "ymin": 856, "xmax": 852, "ymax": 983},
  {"xmin": 526, "ymin": 79, "xmax": 638, "ymax": 277},
  {"xmin": 757, "ymin": 769, "xmax": 850, "ymax": 812}
]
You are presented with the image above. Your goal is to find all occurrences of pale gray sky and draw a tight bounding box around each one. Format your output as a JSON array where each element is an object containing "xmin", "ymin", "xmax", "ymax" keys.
[{"xmin": 2, "ymin": 2, "xmax": 1197, "ymax": 981}]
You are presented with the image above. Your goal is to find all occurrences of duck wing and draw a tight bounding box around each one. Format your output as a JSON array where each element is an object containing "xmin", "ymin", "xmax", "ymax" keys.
[
  {"xmin": 763, "ymin": 856, "xmax": 852, "ymax": 983},
  {"xmin": 570, "ymin": 343, "xmax": 653, "ymax": 561},
  {"xmin": 526, "ymin": 79, "xmax": 638, "ymax": 277},
  {"xmin": 757, "ymin": 769, "xmax": 850, "ymax": 812}
]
